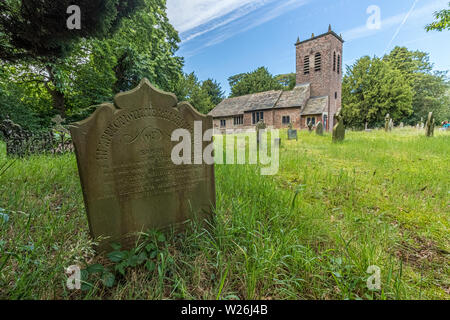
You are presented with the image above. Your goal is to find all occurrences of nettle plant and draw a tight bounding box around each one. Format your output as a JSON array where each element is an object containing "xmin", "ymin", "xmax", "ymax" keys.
[{"xmin": 80, "ymin": 230, "xmax": 173, "ymax": 291}]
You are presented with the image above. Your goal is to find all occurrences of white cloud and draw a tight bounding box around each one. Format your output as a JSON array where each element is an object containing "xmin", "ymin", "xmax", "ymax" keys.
[
  {"xmin": 342, "ymin": 0, "xmax": 447, "ymax": 42},
  {"xmin": 167, "ymin": 0, "xmax": 309, "ymax": 47},
  {"xmin": 167, "ymin": 0, "xmax": 272, "ymax": 37}
]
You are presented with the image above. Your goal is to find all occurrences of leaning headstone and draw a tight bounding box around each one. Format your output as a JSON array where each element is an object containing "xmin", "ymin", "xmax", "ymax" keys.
[
  {"xmin": 256, "ymin": 120, "xmax": 266, "ymax": 145},
  {"xmin": 287, "ymin": 123, "xmax": 298, "ymax": 141},
  {"xmin": 315, "ymin": 121, "xmax": 324, "ymax": 136},
  {"xmin": 425, "ymin": 112, "xmax": 435, "ymax": 137},
  {"xmin": 332, "ymin": 111, "xmax": 345, "ymax": 142},
  {"xmin": 69, "ymin": 79, "xmax": 216, "ymax": 251}
]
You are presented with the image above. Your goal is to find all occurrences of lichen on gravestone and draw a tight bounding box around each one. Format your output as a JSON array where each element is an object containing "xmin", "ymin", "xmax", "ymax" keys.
[
  {"xmin": 332, "ymin": 111, "xmax": 345, "ymax": 142},
  {"xmin": 315, "ymin": 121, "xmax": 324, "ymax": 136},
  {"xmin": 69, "ymin": 78, "xmax": 216, "ymax": 251},
  {"xmin": 425, "ymin": 112, "xmax": 435, "ymax": 137}
]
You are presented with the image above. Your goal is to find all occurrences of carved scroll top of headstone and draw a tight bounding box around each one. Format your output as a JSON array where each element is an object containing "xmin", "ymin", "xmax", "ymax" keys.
[{"xmin": 70, "ymin": 79, "xmax": 216, "ymax": 251}]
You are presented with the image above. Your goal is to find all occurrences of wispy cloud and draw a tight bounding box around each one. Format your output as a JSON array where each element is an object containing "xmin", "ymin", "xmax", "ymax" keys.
[
  {"xmin": 383, "ymin": 0, "xmax": 419, "ymax": 54},
  {"xmin": 342, "ymin": 0, "xmax": 447, "ymax": 43},
  {"xmin": 167, "ymin": 0, "xmax": 273, "ymax": 41},
  {"xmin": 174, "ymin": 0, "xmax": 310, "ymax": 57},
  {"xmin": 167, "ymin": 0, "xmax": 310, "ymax": 56}
]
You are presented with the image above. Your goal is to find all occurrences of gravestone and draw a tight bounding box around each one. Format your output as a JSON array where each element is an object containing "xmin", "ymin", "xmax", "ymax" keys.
[
  {"xmin": 315, "ymin": 121, "xmax": 324, "ymax": 136},
  {"xmin": 425, "ymin": 112, "xmax": 435, "ymax": 137},
  {"xmin": 274, "ymin": 138, "xmax": 281, "ymax": 148},
  {"xmin": 287, "ymin": 123, "xmax": 298, "ymax": 141},
  {"xmin": 399, "ymin": 122, "xmax": 404, "ymax": 128},
  {"xmin": 385, "ymin": 114, "xmax": 391, "ymax": 132},
  {"xmin": 389, "ymin": 119, "xmax": 394, "ymax": 131},
  {"xmin": 256, "ymin": 120, "xmax": 266, "ymax": 145},
  {"xmin": 332, "ymin": 111, "xmax": 345, "ymax": 142},
  {"xmin": 69, "ymin": 79, "xmax": 216, "ymax": 251},
  {"xmin": 420, "ymin": 117, "xmax": 424, "ymax": 129}
]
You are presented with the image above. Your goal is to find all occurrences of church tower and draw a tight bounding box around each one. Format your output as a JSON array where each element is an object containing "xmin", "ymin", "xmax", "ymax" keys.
[{"xmin": 295, "ymin": 25, "xmax": 344, "ymax": 130}]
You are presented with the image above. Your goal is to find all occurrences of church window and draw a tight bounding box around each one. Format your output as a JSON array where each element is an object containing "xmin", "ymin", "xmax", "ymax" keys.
[
  {"xmin": 220, "ymin": 119, "xmax": 226, "ymax": 127},
  {"xmin": 315, "ymin": 53, "xmax": 321, "ymax": 72},
  {"xmin": 337, "ymin": 54, "xmax": 341, "ymax": 74},
  {"xmin": 303, "ymin": 56, "xmax": 310, "ymax": 75},
  {"xmin": 333, "ymin": 52, "xmax": 336, "ymax": 72},
  {"xmin": 252, "ymin": 111, "xmax": 264, "ymax": 125},
  {"xmin": 233, "ymin": 115, "xmax": 243, "ymax": 126},
  {"xmin": 282, "ymin": 116, "xmax": 291, "ymax": 124}
]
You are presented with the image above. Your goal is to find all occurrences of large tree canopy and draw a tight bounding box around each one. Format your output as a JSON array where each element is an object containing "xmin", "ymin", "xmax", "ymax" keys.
[
  {"xmin": 0, "ymin": 0, "xmax": 184, "ymax": 122},
  {"xmin": 383, "ymin": 47, "xmax": 449, "ymax": 124},
  {"xmin": 0, "ymin": 0, "xmax": 144, "ymax": 62},
  {"xmin": 342, "ymin": 56, "xmax": 413, "ymax": 128},
  {"xmin": 342, "ymin": 47, "xmax": 449, "ymax": 128}
]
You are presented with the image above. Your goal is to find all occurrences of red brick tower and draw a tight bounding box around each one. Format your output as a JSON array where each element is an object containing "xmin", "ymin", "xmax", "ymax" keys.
[{"xmin": 295, "ymin": 25, "xmax": 344, "ymax": 130}]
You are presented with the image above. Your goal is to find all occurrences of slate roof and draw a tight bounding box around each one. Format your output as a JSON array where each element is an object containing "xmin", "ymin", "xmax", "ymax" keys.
[
  {"xmin": 301, "ymin": 96, "xmax": 329, "ymax": 115},
  {"xmin": 208, "ymin": 83, "xmax": 311, "ymax": 118},
  {"xmin": 275, "ymin": 84, "xmax": 310, "ymax": 109}
]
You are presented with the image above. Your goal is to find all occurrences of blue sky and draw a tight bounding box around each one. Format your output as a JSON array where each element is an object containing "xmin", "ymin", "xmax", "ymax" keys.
[{"xmin": 166, "ymin": 0, "xmax": 450, "ymax": 95}]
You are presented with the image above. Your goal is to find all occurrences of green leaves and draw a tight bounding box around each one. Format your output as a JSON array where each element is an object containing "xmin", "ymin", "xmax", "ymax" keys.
[
  {"xmin": 229, "ymin": 67, "xmax": 283, "ymax": 98},
  {"xmin": 82, "ymin": 230, "xmax": 168, "ymax": 291},
  {"xmin": 102, "ymin": 272, "xmax": 116, "ymax": 288},
  {"xmin": 107, "ymin": 251, "xmax": 128, "ymax": 263}
]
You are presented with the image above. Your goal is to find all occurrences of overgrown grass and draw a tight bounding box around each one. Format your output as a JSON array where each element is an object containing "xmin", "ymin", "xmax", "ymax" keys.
[{"xmin": 0, "ymin": 128, "xmax": 448, "ymax": 300}]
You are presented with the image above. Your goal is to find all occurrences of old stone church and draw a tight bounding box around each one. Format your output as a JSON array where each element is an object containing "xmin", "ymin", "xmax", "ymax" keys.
[{"xmin": 209, "ymin": 25, "xmax": 344, "ymax": 132}]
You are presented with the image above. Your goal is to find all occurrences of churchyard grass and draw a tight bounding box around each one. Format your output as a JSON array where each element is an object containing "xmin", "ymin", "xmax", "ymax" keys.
[{"xmin": 0, "ymin": 128, "xmax": 448, "ymax": 299}]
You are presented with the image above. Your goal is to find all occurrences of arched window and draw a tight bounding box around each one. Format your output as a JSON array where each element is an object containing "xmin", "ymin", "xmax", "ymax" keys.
[
  {"xmin": 337, "ymin": 54, "xmax": 341, "ymax": 74},
  {"xmin": 314, "ymin": 53, "xmax": 321, "ymax": 72},
  {"xmin": 333, "ymin": 52, "xmax": 336, "ymax": 72},
  {"xmin": 303, "ymin": 56, "xmax": 310, "ymax": 75}
]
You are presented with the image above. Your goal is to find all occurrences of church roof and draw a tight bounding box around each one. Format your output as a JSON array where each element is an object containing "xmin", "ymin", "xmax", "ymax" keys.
[
  {"xmin": 208, "ymin": 83, "xmax": 311, "ymax": 118},
  {"xmin": 301, "ymin": 96, "xmax": 329, "ymax": 115},
  {"xmin": 275, "ymin": 84, "xmax": 310, "ymax": 109}
]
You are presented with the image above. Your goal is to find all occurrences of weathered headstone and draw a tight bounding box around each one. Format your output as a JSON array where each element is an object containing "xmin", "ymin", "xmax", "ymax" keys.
[
  {"xmin": 420, "ymin": 117, "xmax": 424, "ymax": 129},
  {"xmin": 399, "ymin": 122, "xmax": 404, "ymax": 128},
  {"xmin": 385, "ymin": 114, "xmax": 391, "ymax": 132},
  {"xmin": 389, "ymin": 118, "xmax": 394, "ymax": 131},
  {"xmin": 274, "ymin": 138, "xmax": 281, "ymax": 148},
  {"xmin": 256, "ymin": 120, "xmax": 266, "ymax": 145},
  {"xmin": 315, "ymin": 121, "xmax": 324, "ymax": 136},
  {"xmin": 287, "ymin": 123, "xmax": 298, "ymax": 141},
  {"xmin": 425, "ymin": 112, "xmax": 435, "ymax": 137},
  {"xmin": 69, "ymin": 79, "xmax": 216, "ymax": 251},
  {"xmin": 332, "ymin": 111, "xmax": 345, "ymax": 142}
]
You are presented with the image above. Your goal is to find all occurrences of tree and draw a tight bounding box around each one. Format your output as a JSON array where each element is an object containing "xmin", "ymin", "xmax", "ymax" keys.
[
  {"xmin": 0, "ymin": 0, "xmax": 144, "ymax": 62},
  {"xmin": 275, "ymin": 73, "xmax": 296, "ymax": 90},
  {"xmin": 108, "ymin": 0, "xmax": 183, "ymax": 93},
  {"xmin": 0, "ymin": 0, "xmax": 183, "ymax": 120},
  {"xmin": 228, "ymin": 67, "xmax": 282, "ymax": 97},
  {"xmin": 426, "ymin": 2, "xmax": 450, "ymax": 32},
  {"xmin": 174, "ymin": 73, "xmax": 214, "ymax": 114},
  {"xmin": 342, "ymin": 56, "xmax": 413, "ymax": 128},
  {"xmin": 384, "ymin": 46, "xmax": 449, "ymax": 124},
  {"xmin": 0, "ymin": 0, "xmax": 144, "ymax": 116},
  {"xmin": 201, "ymin": 79, "xmax": 224, "ymax": 106}
]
